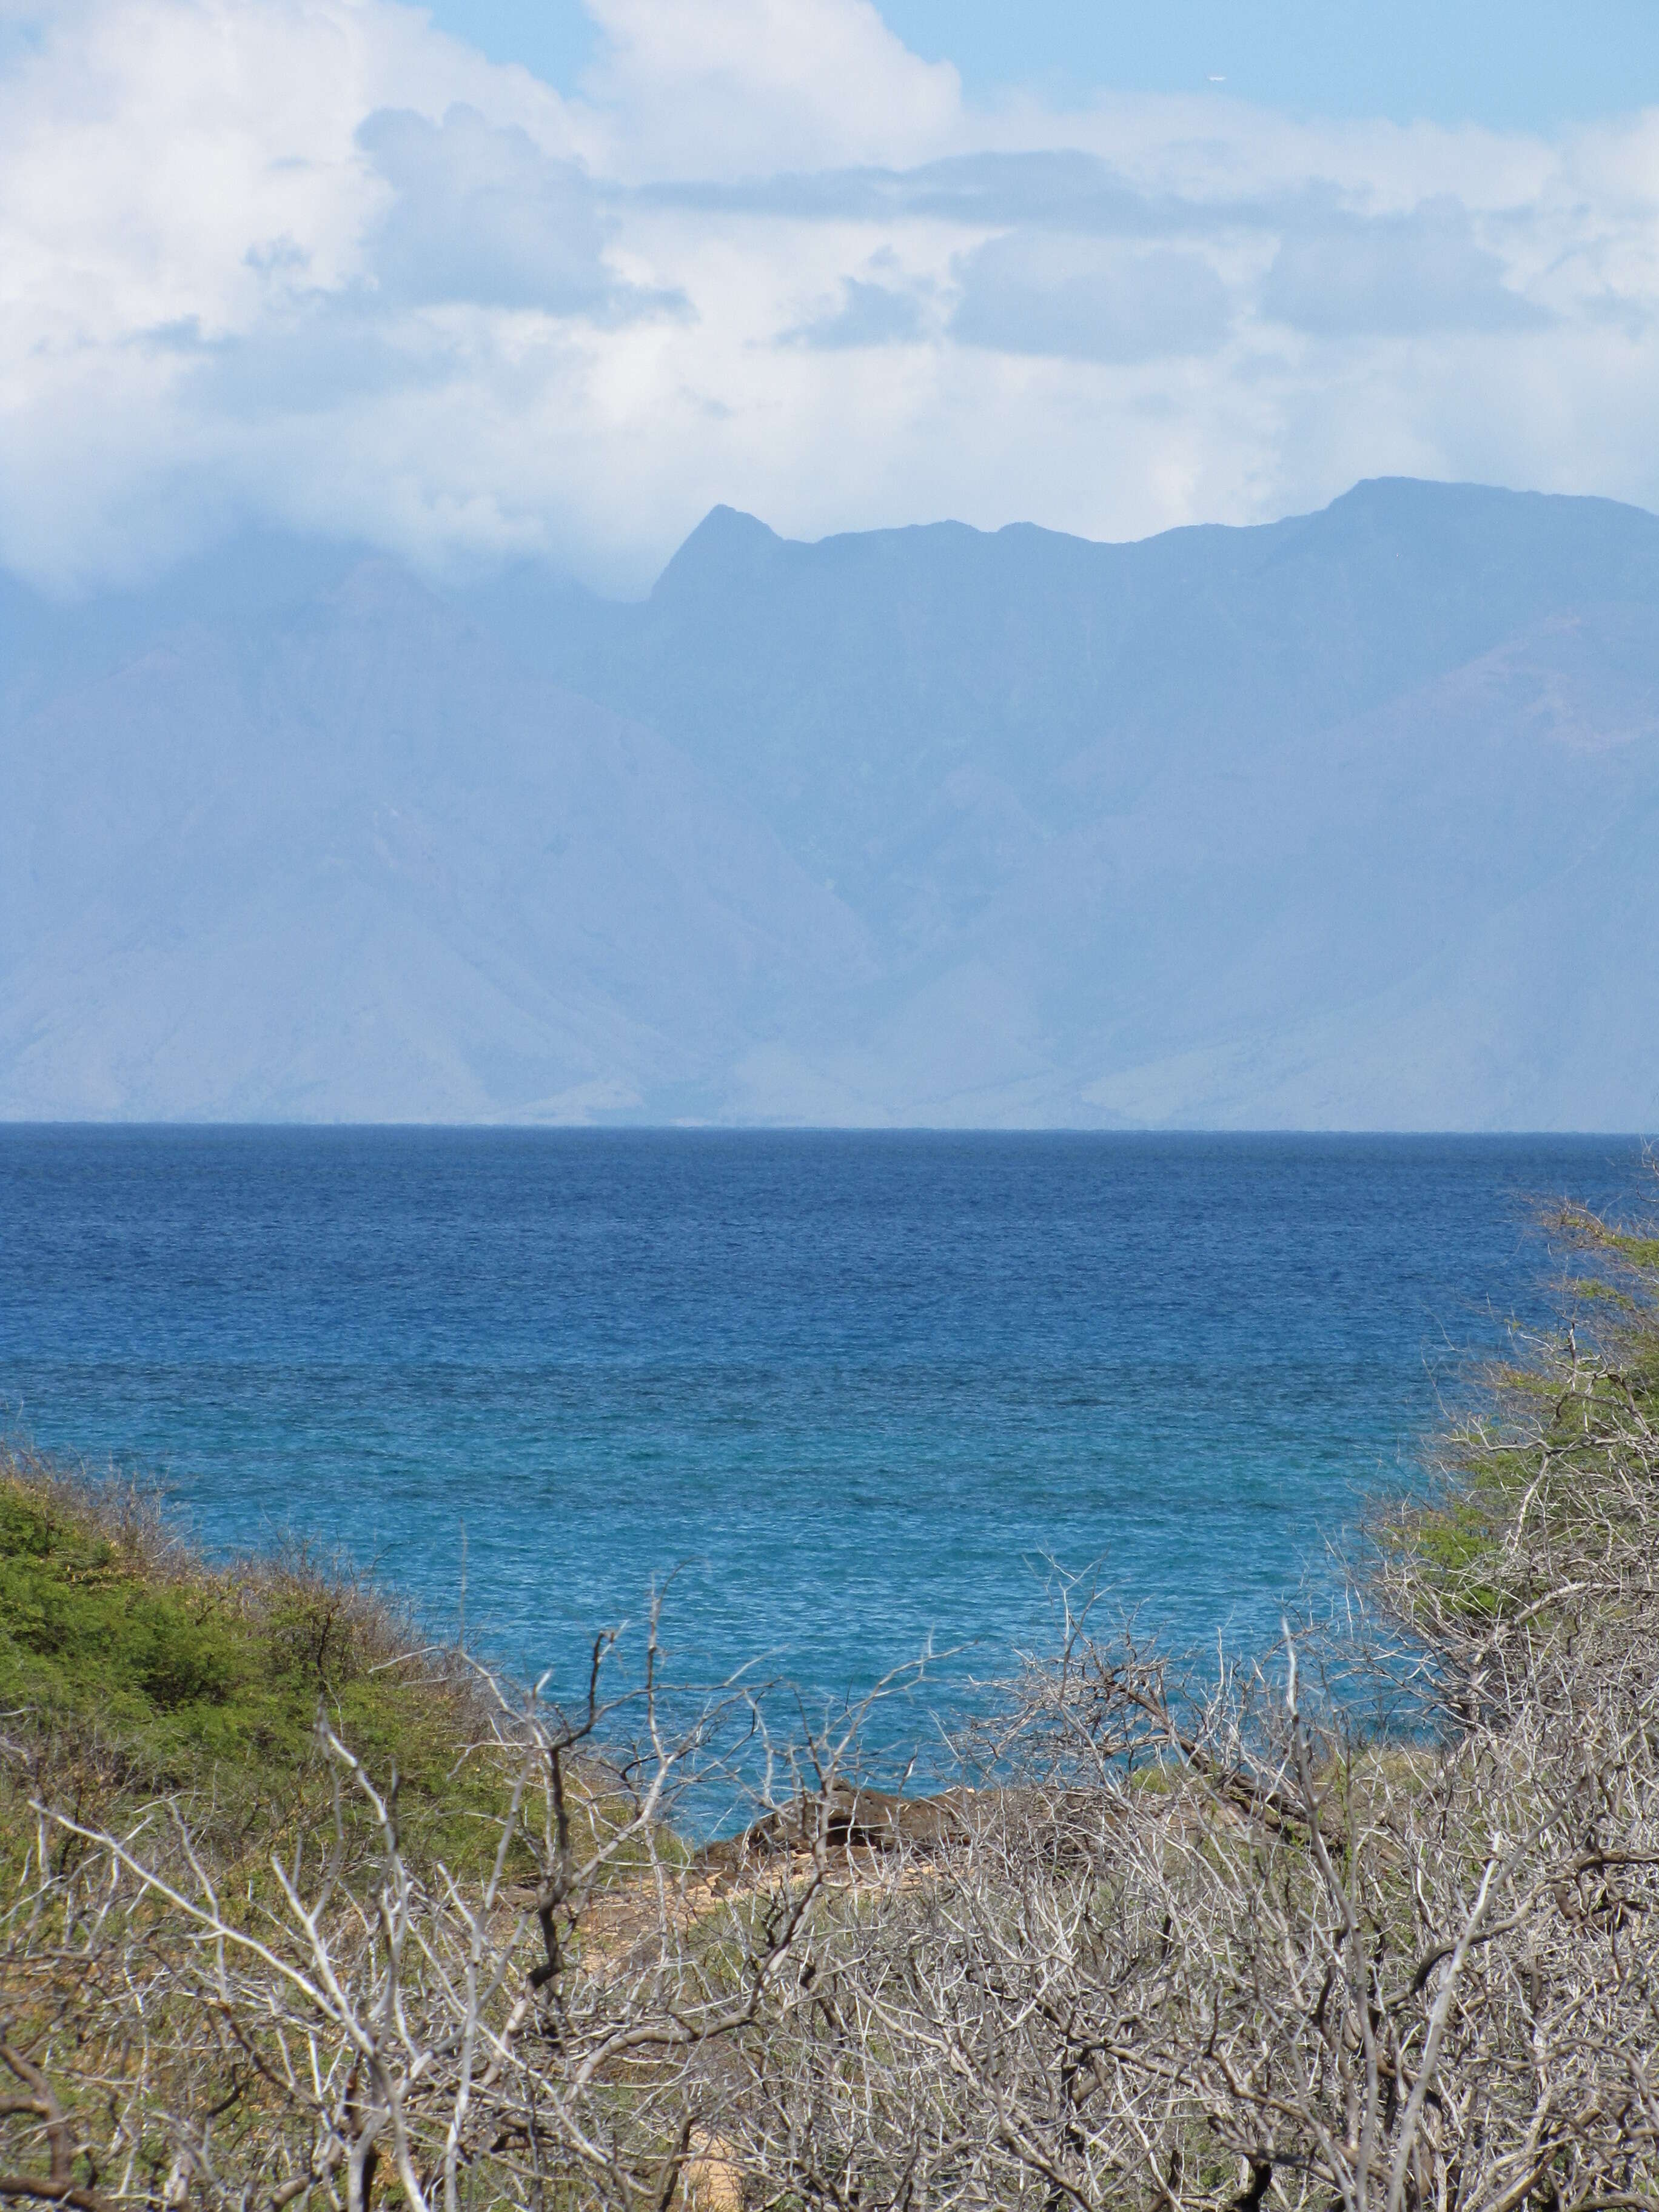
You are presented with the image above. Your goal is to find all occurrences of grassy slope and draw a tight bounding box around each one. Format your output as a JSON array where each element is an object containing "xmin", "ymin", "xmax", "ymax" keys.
[{"xmin": 0, "ymin": 1448, "xmax": 509, "ymax": 1873}]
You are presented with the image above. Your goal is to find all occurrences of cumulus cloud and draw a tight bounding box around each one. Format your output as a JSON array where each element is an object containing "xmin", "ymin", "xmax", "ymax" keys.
[
  {"xmin": 0, "ymin": 0, "xmax": 1657, "ymax": 595},
  {"xmin": 574, "ymin": 0, "xmax": 962, "ymax": 178},
  {"xmin": 951, "ymin": 235, "xmax": 1232, "ymax": 363}
]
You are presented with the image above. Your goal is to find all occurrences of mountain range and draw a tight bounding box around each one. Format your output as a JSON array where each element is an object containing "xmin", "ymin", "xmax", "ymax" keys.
[{"xmin": 4, "ymin": 476, "xmax": 1657, "ymax": 1126}]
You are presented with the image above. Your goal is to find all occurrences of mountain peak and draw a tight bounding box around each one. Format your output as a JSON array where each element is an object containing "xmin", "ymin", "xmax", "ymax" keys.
[{"xmin": 652, "ymin": 505, "xmax": 783, "ymax": 603}]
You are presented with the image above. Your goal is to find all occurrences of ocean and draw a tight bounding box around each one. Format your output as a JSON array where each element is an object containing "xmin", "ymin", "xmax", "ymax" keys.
[{"xmin": 0, "ymin": 1128, "xmax": 1643, "ymax": 1731}]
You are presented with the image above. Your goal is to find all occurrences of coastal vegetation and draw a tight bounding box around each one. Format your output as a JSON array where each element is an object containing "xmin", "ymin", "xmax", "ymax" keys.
[
  {"xmin": 1, "ymin": 1187, "xmax": 1657, "ymax": 2210},
  {"xmin": 0, "ymin": 1460, "xmax": 513, "ymax": 1872}
]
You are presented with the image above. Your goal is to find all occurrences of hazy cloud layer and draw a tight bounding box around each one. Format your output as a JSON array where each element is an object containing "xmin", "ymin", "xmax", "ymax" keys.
[
  {"xmin": 360, "ymin": 106, "xmax": 620, "ymax": 313},
  {"xmin": 1262, "ymin": 198, "xmax": 1552, "ymax": 335},
  {"xmin": 641, "ymin": 151, "xmax": 1204, "ymax": 234},
  {"xmin": 789, "ymin": 274, "xmax": 927, "ymax": 349},
  {"xmin": 951, "ymin": 237, "xmax": 1231, "ymax": 363},
  {"xmin": 1, "ymin": 0, "xmax": 1657, "ymax": 592}
]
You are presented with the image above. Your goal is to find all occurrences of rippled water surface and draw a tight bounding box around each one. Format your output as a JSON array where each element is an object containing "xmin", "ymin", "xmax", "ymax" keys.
[{"xmin": 0, "ymin": 1129, "xmax": 1641, "ymax": 1714}]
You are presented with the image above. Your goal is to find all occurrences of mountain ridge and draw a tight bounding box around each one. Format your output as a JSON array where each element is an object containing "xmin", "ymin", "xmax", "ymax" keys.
[{"xmin": 4, "ymin": 477, "xmax": 1657, "ymax": 1128}]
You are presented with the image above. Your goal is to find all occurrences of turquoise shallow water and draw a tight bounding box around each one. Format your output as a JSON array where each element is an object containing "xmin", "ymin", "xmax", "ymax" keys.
[{"xmin": 0, "ymin": 1129, "xmax": 1642, "ymax": 1723}]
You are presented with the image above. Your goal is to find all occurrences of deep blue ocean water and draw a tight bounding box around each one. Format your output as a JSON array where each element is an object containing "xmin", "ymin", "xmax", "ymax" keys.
[{"xmin": 0, "ymin": 1130, "xmax": 1644, "ymax": 1730}]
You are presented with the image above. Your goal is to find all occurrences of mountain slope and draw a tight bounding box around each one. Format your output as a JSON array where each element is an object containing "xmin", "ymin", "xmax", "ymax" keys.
[
  {"xmin": 0, "ymin": 566, "xmax": 869, "ymax": 1121},
  {"xmin": 3, "ymin": 479, "xmax": 1658, "ymax": 1126},
  {"xmin": 461, "ymin": 480, "xmax": 1659, "ymax": 1127}
]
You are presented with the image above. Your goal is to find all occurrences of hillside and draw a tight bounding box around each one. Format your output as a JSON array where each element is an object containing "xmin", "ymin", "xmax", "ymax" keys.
[
  {"xmin": 0, "ymin": 566, "xmax": 866, "ymax": 1122},
  {"xmin": 4, "ymin": 478, "xmax": 1658, "ymax": 1125}
]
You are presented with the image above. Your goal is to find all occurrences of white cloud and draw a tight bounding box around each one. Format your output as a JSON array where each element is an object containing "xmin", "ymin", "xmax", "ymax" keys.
[
  {"xmin": 574, "ymin": 0, "xmax": 962, "ymax": 178},
  {"xmin": 1, "ymin": 0, "xmax": 1658, "ymax": 595}
]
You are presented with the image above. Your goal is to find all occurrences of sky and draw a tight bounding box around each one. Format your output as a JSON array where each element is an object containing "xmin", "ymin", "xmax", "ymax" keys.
[
  {"xmin": 2, "ymin": 0, "xmax": 1658, "ymax": 596},
  {"xmin": 430, "ymin": 1, "xmax": 1659, "ymax": 132}
]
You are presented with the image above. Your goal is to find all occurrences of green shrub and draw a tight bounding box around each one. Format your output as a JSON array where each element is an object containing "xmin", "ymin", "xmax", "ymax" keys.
[{"xmin": 0, "ymin": 1449, "xmax": 514, "ymax": 1875}]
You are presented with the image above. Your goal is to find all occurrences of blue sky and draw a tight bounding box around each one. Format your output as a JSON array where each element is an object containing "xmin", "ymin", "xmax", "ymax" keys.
[{"xmin": 429, "ymin": 0, "xmax": 1659, "ymax": 130}]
